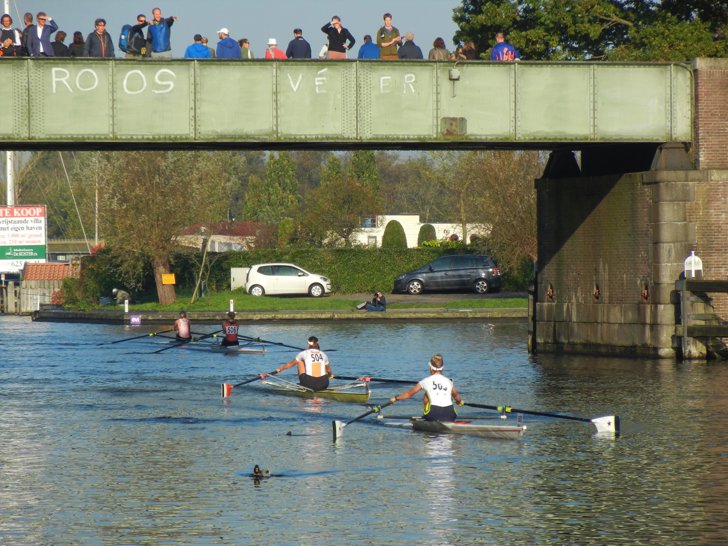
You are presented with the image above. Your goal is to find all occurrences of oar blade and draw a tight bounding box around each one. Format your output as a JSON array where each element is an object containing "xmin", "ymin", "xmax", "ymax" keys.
[
  {"xmin": 332, "ymin": 420, "xmax": 346, "ymax": 442},
  {"xmin": 590, "ymin": 415, "xmax": 620, "ymax": 436},
  {"xmin": 221, "ymin": 383, "xmax": 234, "ymax": 398}
]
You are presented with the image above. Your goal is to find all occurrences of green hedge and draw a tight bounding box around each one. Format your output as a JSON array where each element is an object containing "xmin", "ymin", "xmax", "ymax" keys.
[{"xmin": 76, "ymin": 246, "xmax": 531, "ymax": 302}]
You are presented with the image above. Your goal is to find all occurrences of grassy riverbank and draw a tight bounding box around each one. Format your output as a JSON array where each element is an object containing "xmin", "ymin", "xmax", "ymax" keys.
[{"xmin": 127, "ymin": 289, "xmax": 527, "ymax": 312}]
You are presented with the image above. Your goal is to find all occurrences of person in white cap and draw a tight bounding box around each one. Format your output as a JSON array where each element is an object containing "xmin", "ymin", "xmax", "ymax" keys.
[
  {"xmin": 264, "ymin": 37, "xmax": 286, "ymax": 59},
  {"xmin": 216, "ymin": 27, "xmax": 241, "ymax": 58},
  {"xmin": 388, "ymin": 354, "xmax": 464, "ymax": 422}
]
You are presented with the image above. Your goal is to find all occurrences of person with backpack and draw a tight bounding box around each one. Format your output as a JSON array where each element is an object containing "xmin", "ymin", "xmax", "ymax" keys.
[
  {"xmin": 119, "ymin": 14, "xmax": 149, "ymax": 58},
  {"xmin": 83, "ymin": 18, "xmax": 114, "ymax": 58}
]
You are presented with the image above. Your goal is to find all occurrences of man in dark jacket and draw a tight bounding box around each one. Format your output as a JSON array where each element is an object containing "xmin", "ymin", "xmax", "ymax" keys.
[
  {"xmin": 51, "ymin": 30, "xmax": 69, "ymax": 56},
  {"xmin": 398, "ymin": 32, "xmax": 423, "ymax": 59},
  {"xmin": 286, "ymin": 28, "xmax": 311, "ymax": 59},
  {"xmin": 26, "ymin": 11, "xmax": 58, "ymax": 56},
  {"xmin": 84, "ymin": 18, "xmax": 114, "ymax": 58}
]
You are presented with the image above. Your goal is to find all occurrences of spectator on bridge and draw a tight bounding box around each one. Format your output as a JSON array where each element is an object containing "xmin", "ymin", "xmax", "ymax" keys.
[
  {"xmin": 428, "ymin": 37, "xmax": 450, "ymax": 61},
  {"xmin": 321, "ymin": 16, "xmax": 355, "ymax": 59},
  {"xmin": 84, "ymin": 18, "xmax": 115, "ymax": 58},
  {"xmin": 52, "ymin": 30, "xmax": 69, "ymax": 57},
  {"xmin": 264, "ymin": 38, "xmax": 287, "ymax": 60},
  {"xmin": 451, "ymin": 44, "xmax": 467, "ymax": 61},
  {"xmin": 463, "ymin": 40, "xmax": 479, "ymax": 60},
  {"xmin": 26, "ymin": 11, "xmax": 58, "ymax": 57},
  {"xmin": 238, "ymin": 38, "xmax": 253, "ymax": 59},
  {"xmin": 201, "ymin": 36, "xmax": 215, "ymax": 58},
  {"xmin": 357, "ymin": 34, "xmax": 380, "ymax": 59},
  {"xmin": 124, "ymin": 14, "xmax": 150, "ymax": 59},
  {"xmin": 147, "ymin": 7, "xmax": 177, "ymax": 58},
  {"xmin": 184, "ymin": 34, "xmax": 211, "ymax": 58},
  {"xmin": 490, "ymin": 32, "xmax": 520, "ymax": 62},
  {"xmin": 216, "ymin": 28, "xmax": 241, "ymax": 59},
  {"xmin": 20, "ymin": 12, "xmax": 32, "ymax": 56},
  {"xmin": 376, "ymin": 12, "xmax": 400, "ymax": 60},
  {"xmin": 69, "ymin": 31, "xmax": 85, "ymax": 57},
  {"xmin": 0, "ymin": 14, "xmax": 22, "ymax": 57},
  {"xmin": 286, "ymin": 28, "xmax": 311, "ymax": 59},
  {"xmin": 398, "ymin": 32, "xmax": 423, "ymax": 59}
]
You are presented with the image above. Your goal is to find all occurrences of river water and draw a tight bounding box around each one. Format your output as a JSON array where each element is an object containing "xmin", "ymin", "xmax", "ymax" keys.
[{"xmin": 1, "ymin": 315, "xmax": 727, "ymax": 545}]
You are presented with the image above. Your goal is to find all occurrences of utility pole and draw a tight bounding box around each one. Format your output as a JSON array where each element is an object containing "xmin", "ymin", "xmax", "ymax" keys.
[{"xmin": 4, "ymin": 0, "xmax": 15, "ymax": 206}]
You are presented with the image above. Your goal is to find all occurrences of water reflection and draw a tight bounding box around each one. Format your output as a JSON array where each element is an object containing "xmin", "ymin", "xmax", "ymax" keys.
[{"xmin": 2, "ymin": 316, "xmax": 728, "ymax": 544}]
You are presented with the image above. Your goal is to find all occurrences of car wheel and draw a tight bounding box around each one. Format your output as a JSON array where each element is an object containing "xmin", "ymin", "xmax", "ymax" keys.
[
  {"xmin": 309, "ymin": 283, "xmax": 324, "ymax": 297},
  {"xmin": 249, "ymin": 285, "xmax": 265, "ymax": 297},
  {"xmin": 407, "ymin": 280, "xmax": 423, "ymax": 295},
  {"xmin": 474, "ymin": 279, "xmax": 490, "ymax": 294}
]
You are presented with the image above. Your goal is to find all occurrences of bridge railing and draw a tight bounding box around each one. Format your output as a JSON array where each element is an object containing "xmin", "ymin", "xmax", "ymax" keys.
[{"xmin": 1, "ymin": 59, "xmax": 692, "ymax": 148}]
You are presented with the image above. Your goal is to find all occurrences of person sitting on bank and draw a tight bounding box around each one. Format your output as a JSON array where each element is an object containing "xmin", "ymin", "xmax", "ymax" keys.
[
  {"xmin": 221, "ymin": 311, "xmax": 239, "ymax": 347},
  {"xmin": 264, "ymin": 336, "xmax": 332, "ymax": 391},
  {"xmin": 112, "ymin": 288, "xmax": 130, "ymax": 305},
  {"xmin": 175, "ymin": 311, "xmax": 192, "ymax": 342},
  {"xmin": 366, "ymin": 290, "xmax": 387, "ymax": 312},
  {"xmin": 389, "ymin": 354, "xmax": 463, "ymax": 422}
]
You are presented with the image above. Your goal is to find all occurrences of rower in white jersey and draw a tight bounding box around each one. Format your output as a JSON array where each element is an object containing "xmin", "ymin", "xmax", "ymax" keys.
[
  {"xmin": 266, "ymin": 336, "xmax": 333, "ymax": 391},
  {"xmin": 389, "ymin": 354, "xmax": 464, "ymax": 421}
]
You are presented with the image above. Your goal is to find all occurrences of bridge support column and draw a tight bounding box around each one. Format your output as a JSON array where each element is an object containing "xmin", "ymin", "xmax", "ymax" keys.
[{"xmin": 532, "ymin": 161, "xmax": 728, "ymax": 358}]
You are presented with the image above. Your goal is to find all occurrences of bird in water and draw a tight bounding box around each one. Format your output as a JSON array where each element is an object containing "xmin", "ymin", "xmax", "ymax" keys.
[{"xmin": 252, "ymin": 464, "xmax": 271, "ymax": 478}]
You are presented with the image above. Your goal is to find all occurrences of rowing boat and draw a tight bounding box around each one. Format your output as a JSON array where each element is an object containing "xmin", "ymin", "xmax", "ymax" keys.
[
  {"xmin": 260, "ymin": 376, "xmax": 370, "ymax": 403},
  {"xmin": 377, "ymin": 415, "xmax": 526, "ymax": 440}
]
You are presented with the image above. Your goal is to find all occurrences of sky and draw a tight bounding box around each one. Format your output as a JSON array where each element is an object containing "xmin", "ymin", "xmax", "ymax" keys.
[{"xmin": 5, "ymin": 0, "xmax": 462, "ymax": 58}]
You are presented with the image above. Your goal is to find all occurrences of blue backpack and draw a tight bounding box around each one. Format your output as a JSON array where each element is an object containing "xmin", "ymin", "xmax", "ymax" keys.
[{"xmin": 118, "ymin": 24, "xmax": 132, "ymax": 53}]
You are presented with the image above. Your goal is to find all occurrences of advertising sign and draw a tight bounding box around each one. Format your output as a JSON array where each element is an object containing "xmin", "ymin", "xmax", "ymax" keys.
[{"xmin": 0, "ymin": 206, "xmax": 47, "ymax": 273}]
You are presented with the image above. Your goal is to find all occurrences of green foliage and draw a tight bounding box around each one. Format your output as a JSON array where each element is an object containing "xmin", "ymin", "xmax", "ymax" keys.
[
  {"xmin": 381, "ymin": 220, "xmax": 408, "ymax": 249},
  {"xmin": 417, "ymin": 224, "xmax": 437, "ymax": 246},
  {"xmin": 243, "ymin": 151, "xmax": 299, "ymax": 224},
  {"xmin": 452, "ymin": 0, "xmax": 728, "ymax": 61}
]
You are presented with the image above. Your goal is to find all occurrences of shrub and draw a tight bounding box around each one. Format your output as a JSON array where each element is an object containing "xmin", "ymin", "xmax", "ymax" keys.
[
  {"xmin": 381, "ymin": 220, "xmax": 408, "ymax": 249},
  {"xmin": 417, "ymin": 224, "xmax": 437, "ymax": 246}
]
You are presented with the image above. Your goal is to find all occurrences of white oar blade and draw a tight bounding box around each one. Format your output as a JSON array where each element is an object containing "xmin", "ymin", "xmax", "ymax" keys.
[
  {"xmin": 591, "ymin": 415, "xmax": 620, "ymax": 436},
  {"xmin": 332, "ymin": 420, "xmax": 345, "ymax": 441}
]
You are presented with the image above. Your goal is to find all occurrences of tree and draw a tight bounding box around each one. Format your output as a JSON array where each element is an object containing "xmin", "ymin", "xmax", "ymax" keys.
[
  {"xmin": 243, "ymin": 151, "xmax": 299, "ymax": 225},
  {"xmin": 452, "ymin": 0, "xmax": 728, "ymax": 61},
  {"xmin": 96, "ymin": 151, "xmax": 235, "ymax": 304},
  {"xmin": 349, "ymin": 150, "xmax": 381, "ymax": 195}
]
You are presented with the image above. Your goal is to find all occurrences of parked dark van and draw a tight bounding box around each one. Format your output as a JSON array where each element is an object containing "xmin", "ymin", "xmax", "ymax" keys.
[{"xmin": 393, "ymin": 255, "xmax": 502, "ymax": 295}]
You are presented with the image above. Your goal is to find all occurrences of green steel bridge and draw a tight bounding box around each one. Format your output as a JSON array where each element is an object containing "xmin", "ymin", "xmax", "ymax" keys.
[{"xmin": 1, "ymin": 58, "xmax": 692, "ymax": 150}]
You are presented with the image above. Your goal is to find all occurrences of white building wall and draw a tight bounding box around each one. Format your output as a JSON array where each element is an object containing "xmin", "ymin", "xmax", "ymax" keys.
[{"xmin": 352, "ymin": 215, "xmax": 489, "ymax": 248}]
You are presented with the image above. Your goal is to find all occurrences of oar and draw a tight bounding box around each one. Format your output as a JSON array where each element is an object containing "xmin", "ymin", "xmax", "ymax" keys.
[
  {"xmin": 463, "ymin": 402, "xmax": 620, "ymax": 435},
  {"xmin": 237, "ymin": 334, "xmax": 337, "ymax": 352},
  {"xmin": 332, "ymin": 400, "xmax": 395, "ymax": 441},
  {"xmin": 221, "ymin": 369, "xmax": 279, "ymax": 398},
  {"xmin": 335, "ymin": 375, "xmax": 416, "ymax": 385},
  {"xmin": 153, "ymin": 329, "xmax": 222, "ymax": 354},
  {"xmin": 97, "ymin": 328, "xmax": 174, "ymax": 346}
]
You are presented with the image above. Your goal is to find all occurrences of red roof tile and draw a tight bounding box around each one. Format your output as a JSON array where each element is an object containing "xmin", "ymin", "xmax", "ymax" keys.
[{"xmin": 22, "ymin": 263, "xmax": 80, "ymax": 281}]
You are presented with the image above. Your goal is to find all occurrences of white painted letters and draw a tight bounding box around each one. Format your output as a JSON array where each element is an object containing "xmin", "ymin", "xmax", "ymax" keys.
[
  {"xmin": 404, "ymin": 73, "xmax": 416, "ymax": 94},
  {"xmin": 51, "ymin": 67, "xmax": 176, "ymax": 95},
  {"xmin": 153, "ymin": 69, "xmax": 176, "ymax": 94}
]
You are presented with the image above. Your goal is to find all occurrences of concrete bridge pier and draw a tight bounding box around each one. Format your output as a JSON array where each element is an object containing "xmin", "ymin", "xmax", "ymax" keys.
[{"xmin": 531, "ymin": 59, "xmax": 728, "ymax": 359}]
